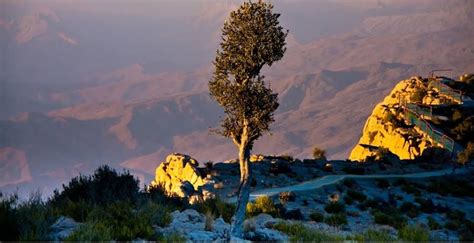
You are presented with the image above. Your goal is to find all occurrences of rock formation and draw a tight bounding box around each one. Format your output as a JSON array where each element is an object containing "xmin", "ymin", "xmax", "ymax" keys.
[
  {"xmin": 349, "ymin": 76, "xmax": 452, "ymax": 162},
  {"xmin": 151, "ymin": 153, "xmax": 211, "ymax": 200}
]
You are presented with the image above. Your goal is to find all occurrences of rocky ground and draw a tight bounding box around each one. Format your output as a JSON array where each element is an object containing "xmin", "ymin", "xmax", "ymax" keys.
[{"xmin": 143, "ymin": 153, "xmax": 474, "ymax": 241}]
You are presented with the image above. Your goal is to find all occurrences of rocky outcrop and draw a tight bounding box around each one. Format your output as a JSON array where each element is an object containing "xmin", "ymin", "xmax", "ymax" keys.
[
  {"xmin": 49, "ymin": 216, "xmax": 81, "ymax": 240},
  {"xmin": 151, "ymin": 153, "xmax": 211, "ymax": 200},
  {"xmin": 349, "ymin": 77, "xmax": 447, "ymax": 162},
  {"xmin": 155, "ymin": 209, "xmax": 230, "ymax": 241}
]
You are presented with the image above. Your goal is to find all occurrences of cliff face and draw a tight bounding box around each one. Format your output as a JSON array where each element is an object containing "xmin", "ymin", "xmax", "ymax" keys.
[{"xmin": 349, "ymin": 76, "xmax": 445, "ymax": 162}]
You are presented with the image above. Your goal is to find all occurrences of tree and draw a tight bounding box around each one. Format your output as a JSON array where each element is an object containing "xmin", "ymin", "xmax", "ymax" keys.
[{"xmin": 208, "ymin": 0, "xmax": 287, "ymax": 238}]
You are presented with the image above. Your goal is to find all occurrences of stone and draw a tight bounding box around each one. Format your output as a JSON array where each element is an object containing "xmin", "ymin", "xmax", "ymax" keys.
[
  {"xmin": 156, "ymin": 209, "xmax": 230, "ymax": 242},
  {"xmin": 150, "ymin": 153, "xmax": 207, "ymax": 198},
  {"xmin": 49, "ymin": 216, "xmax": 81, "ymax": 240},
  {"xmin": 243, "ymin": 214, "xmax": 288, "ymax": 241}
]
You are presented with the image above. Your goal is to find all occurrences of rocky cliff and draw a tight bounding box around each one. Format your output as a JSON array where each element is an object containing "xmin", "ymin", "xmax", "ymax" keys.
[{"xmin": 349, "ymin": 76, "xmax": 456, "ymax": 162}]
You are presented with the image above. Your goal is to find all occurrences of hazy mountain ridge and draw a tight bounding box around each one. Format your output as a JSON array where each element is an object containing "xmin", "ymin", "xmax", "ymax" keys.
[{"xmin": 1, "ymin": 0, "xmax": 473, "ymax": 195}]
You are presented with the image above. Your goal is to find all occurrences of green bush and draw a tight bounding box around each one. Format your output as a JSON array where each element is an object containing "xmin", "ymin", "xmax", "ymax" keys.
[
  {"xmin": 246, "ymin": 196, "xmax": 279, "ymax": 218},
  {"xmin": 346, "ymin": 190, "xmax": 367, "ymax": 202},
  {"xmin": 427, "ymin": 216, "xmax": 441, "ymax": 230},
  {"xmin": 399, "ymin": 202, "xmax": 419, "ymax": 218},
  {"xmin": 398, "ymin": 224, "xmax": 429, "ymax": 241},
  {"xmin": 194, "ymin": 197, "xmax": 235, "ymax": 223},
  {"xmin": 273, "ymin": 221, "xmax": 341, "ymax": 241},
  {"xmin": 279, "ymin": 191, "xmax": 296, "ymax": 204},
  {"xmin": 138, "ymin": 202, "xmax": 173, "ymax": 227},
  {"xmin": 51, "ymin": 165, "xmax": 140, "ymax": 209},
  {"xmin": 349, "ymin": 229, "xmax": 395, "ymax": 241},
  {"xmin": 324, "ymin": 202, "xmax": 345, "ymax": 214},
  {"xmin": 0, "ymin": 193, "xmax": 20, "ymax": 240},
  {"xmin": 309, "ymin": 211, "xmax": 325, "ymax": 222},
  {"xmin": 67, "ymin": 221, "xmax": 113, "ymax": 241},
  {"xmin": 324, "ymin": 213, "xmax": 347, "ymax": 227},
  {"xmin": 15, "ymin": 192, "xmax": 54, "ymax": 240},
  {"xmin": 312, "ymin": 147, "xmax": 326, "ymax": 160},
  {"xmin": 372, "ymin": 209, "xmax": 407, "ymax": 229}
]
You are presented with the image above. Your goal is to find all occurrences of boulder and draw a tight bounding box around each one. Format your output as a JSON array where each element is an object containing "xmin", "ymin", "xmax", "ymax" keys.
[
  {"xmin": 156, "ymin": 209, "xmax": 230, "ymax": 241},
  {"xmin": 243, "ymin": 214, "xmax": 288, "ymax": 241},
  {"xmin": 151, "ymin": 153, "xmax": 206, "ymax": 198},
  {"xmin": 49, "ymin": 216, "xmax": 81, "ymax": 240}
]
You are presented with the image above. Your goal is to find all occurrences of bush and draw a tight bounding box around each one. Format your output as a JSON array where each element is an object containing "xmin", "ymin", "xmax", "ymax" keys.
[
  {"xmin": 324, "ymin": 202, "xmax": 345, "ymax": 214},
  {"xmin": 457, "ymin": 142, "xmax": 474, "ymax": 165},
  {"xmin": 279, "ymin": 191, "xmax": 295, "ymax": 204},
  {"xmin": 312, "ymin": 147, "xmax": 326, "ymax": 160},
  {"xmin": 324, "ymin": 213, "xmax": 347, "ymax": 227},
  {"xmin": 346, "ymin": 190, "xmax": 367, "ymax": 202},
  {"xmin": 350, "ymin": 229, "xmax": 395, "ymax": 241},
  {"xmin": 15, "ymin": 192, "xmax": 54, "ymax": 240},
  {"xmin": 51, "ymin": 165, "xmax": 140, "ymax": 209},
  {"xmin": 342, "ymin": 179, "xmax": 356, "ymax": 188},
  {"xmin": 194, "ymin": 197, "xmax": 235, "ymax": 223},
  {"xmin": 372, "ymin": 208, "xmax": 407, "ymax": 229},
  {"xmin": 398, "ymin": 224, "xmax": 429, "ymax": 241},
  {"xmin": 273, "ymin": 222, "xmax": 341, "ymax": 241},
  {"xmin": 376, "ymin": 179, "xmax": 390, "ymax": 189},
  {"xmin": 399, "ymin": 202, "xmax": 419, "ymax": 218},
  {"xmin": 282, "ymin": 208, "xmax": 303, "ymax": 220},
  {"xmin": 246, "ymin": 196, "xmax": 279, "ymax": 218},
  {"xmin": 309, "ymin": 211, "xmax": 325, "ymax": 222},
  {"xmin": 0, "ymin": 193, "xmax": 20, "ymax": 240},
  {"xmin": 427, "ymin": 216, "xmax": 441, "ymax": 230}
]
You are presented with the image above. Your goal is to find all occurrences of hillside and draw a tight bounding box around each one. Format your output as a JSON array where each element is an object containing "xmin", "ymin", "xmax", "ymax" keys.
[{"xmin": 1, "ymin": 0, "xmax": 474, "ymax": 195}]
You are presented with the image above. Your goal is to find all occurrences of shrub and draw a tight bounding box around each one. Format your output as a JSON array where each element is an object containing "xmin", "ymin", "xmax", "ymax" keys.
[
  {"xmin": 372, "ymin": 208, "xmax": 407, "ymax": 229},
  {"xmin": 51, "ymin": 165, "xmax": 140, "ymax": 208},
  {"xmin": 350, "ymin": 229, "xmax": 395, "ymax": 241},
  {"xmin": 279, "ymin": 191, "xmax": 295, "ymax": 204},
  {"xmin": 343, "ymin": 195, "xmax": 354, "ymax": 205},
  {"xmin": 312, "ymin": 147, "xmax": 326, "ymax": 160},
  {"xmin": 324, "ymin": 213, "xmax": 347, "ymax": 227},
  {"xmin": 280, "ymin": 154, "xmax": 294, "ymax": 162},
  {"xmin": 70, "ymin": 201, "xmax": 155, "ymax": 240},
  {"xmin": 194, "ymin": 197, "xmax": 235, "ymax": 223},
  {"xmin": 324, "ymin": 202, "xmax": 345, "ymax": 214},
  {"xmin": 309, "ymin": 211, "xmax": 325, "ymax": 222},
  {"xmin": 399, "ymin": 202, "xmax": 419, "ymax": 218},
  {"xmin": 342, "ymin": 179, "xmax": 356, "ymax": 188},
  {"xmin": 346, "ymin": 190, "xmax": 367, "ymax": 202},
  {"xmin": 427, "ymin": 216, "xmax": 441, "ymax": 230},
  {"xmin": 282, "ymin": 208, "xmax": 303, "ymax": 220},
  {"xmin": 138, "ymin": 202, "xmax": 173, "ymax": 227},
  {"xmin": 246, "ymin": 196, "xmax": 279, "ymax": 218},
  {"xmin": 273, "ymin": 222, "xmax": 342, "ymax": 241},
  {"xmin": 15, "ymin": 192, "xmax": 54, "ymax": 240},
  {"xmin": 398, "ymin": 224, "xmax": 429, "ymax": 241},
  {"xmin": 376, "ymin": 179, "xmax": 390, "ymax": 189},
  {"xmin": 0, "ymin": 193, "xmax": 20, "ymax": 240}
]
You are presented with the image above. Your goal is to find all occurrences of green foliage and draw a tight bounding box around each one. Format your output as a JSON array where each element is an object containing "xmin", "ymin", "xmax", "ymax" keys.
[
  {"xmin": 194, "ymin": 197, "xmax": 236, "ymax": 223},
  {"xmin": 50, "ymin": 165, "xmax": 140, "ymax": 218},
  {"xmin": 156, "ymin": 231, "xmax": 186, "ymax": 242},
  {"xmin": 452, "ymin": 116, "xmax": 474, "ymax": 144},
  {"xmin": 312, "ymin": 147, "xmax": 326, "ymax": 160},
  {"xmin": 209, "ymin": 1, "xmax": 286, "ymax": 145},
  {"xmin": 246, "ymin": 196, "xmax": 279, "ymax": 218},
  {"xmin": 398, "ymin": 224, "xmax": 430, "ymax": 241},
  {"xmin": 399, "ymin": 202, "xmax": 419, "ymax": 218},
  {"xmin": 324, "ymin": 201, "xmax": 345, "ymax": 214},
  {"xmin": 0, "ymin": 193, "xmax": 20, "ymax": 240},
  {"xmin": 427, "ymin": 177, "xmax": 474, "ymax": 197},
  {"xmin": 324, "ymin": 213, "xmax": 347, "ymax": 227},
  {"xmin": 427, "ymin": 216, "xmax": 441, "ymax": 230},
  {"xmin": 309, "ymin": 211, "xmax": 325, "ymax": 222},
  {"xmin": 15, "ymin": 192, "xmax": 54, "ymax": 240},
  {"xmin": 346, "ymin": 189, "xmax": 367, "ymax": 202},
  {"xmin": 66, "ymin": 221, "xmax": 113, "ymax": 241},
  {"xmin": 349, "ymin": 229, "xmax": 396, "ymax": 241},
  {"xmin": 372, "ymin": 208, "xmax": 407, "ymax": 229},
  {"xmin": 273, "ymin": 221, "xmax": 342, "ymax": 242}
]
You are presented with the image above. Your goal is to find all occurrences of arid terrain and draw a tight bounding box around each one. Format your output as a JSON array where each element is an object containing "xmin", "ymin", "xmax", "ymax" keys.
[{"xmin": 1, "ymin": 0, "xmax": 473, "ymax": 195}]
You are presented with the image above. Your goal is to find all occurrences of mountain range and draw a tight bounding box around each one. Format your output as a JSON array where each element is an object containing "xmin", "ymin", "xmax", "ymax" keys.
[{"xmin": 1, "ymin": 0, "xmax": 473, "ymax": 195}]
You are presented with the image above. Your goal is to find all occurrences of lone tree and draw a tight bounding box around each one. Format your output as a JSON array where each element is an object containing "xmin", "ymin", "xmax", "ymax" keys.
[{"xmin": 208, "ymin": 0, "xmax": 287, "ymax": 238}]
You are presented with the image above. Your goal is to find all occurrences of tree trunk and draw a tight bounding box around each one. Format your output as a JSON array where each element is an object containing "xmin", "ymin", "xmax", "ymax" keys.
[{"xmin": 230, "ymin": 128, "xmax": 251, "ymax": 238}]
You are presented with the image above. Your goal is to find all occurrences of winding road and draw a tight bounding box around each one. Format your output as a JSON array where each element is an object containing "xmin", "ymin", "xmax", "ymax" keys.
[{"xmin": 227, "ymin": 167, "xmax": 472, "ymax": 203}]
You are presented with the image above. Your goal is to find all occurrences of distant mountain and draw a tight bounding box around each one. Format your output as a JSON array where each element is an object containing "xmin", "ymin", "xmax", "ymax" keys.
[{"xmin": 1, "ymin": 0, "xmax": 473, "ymax": 195}]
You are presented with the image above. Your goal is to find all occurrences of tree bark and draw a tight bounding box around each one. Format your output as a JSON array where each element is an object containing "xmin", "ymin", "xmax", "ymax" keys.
[{"xmin": 230, "ymin": 124, "xmax": 251, "ymax": 238}]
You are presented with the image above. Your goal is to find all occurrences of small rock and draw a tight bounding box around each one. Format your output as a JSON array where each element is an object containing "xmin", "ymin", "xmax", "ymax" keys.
[{"xmin": 49, "ymin": 216, "xmax": 81, "ymax": 240}]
